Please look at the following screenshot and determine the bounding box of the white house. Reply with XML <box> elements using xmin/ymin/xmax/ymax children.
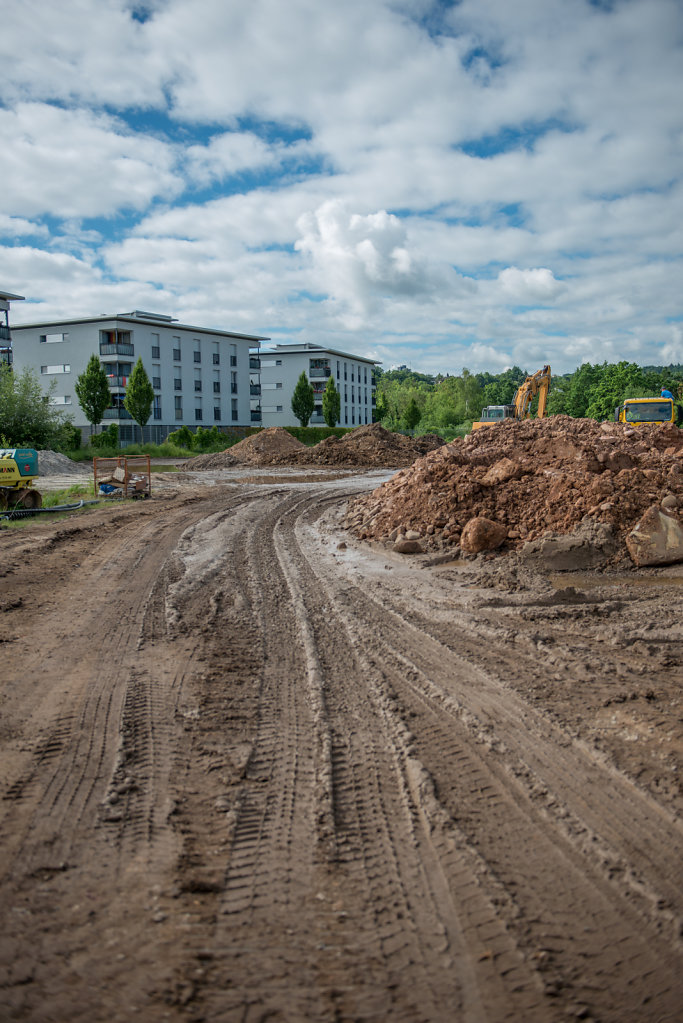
<box><xmin>11</xmin><ymin>311</ymin><xmax>267</xmax><ymax>442</ymax></box>
<box><xmin>259</xmin><ymin>343</ymin><xmax>379</xmax><ymax>427</ymax></box>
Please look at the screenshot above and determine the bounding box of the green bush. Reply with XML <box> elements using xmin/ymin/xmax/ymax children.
<box><xmin>284</xmin><ymin>426</ymin><xmax>351</xmax><ymax>446</ymax></box>
<box><xmin>167</xmin><ymin>425</ymin><xmax>195</xmax><ymax>449</ymax></box>
<box><xmin>90</xmin><ymin>424</ymin><xmax>119</xmax><ymax>449</ymax></box>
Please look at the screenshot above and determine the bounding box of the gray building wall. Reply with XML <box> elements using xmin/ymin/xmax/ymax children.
<box><xmin>11</xmin><ymin>311</ymin><xmax>266</xmax><ymax>442</ymax></box>
<box><xmin>260</xmin><ymin>344</ymin><xmax>378</xmax><ymax>427</ymax></box>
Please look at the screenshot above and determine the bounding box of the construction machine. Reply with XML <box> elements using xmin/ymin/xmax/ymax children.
<box><xmin>614</xmin><ymin>396</ymin><xmax>683</xmax><ymax>427</ymax></box>
<box><xmin>0</xmin><ymin>449</ymin><xmax>42</xmax><ymax>509</ymax></box>
<box><xmin>472</xmin><ymin>365</ymin><xmax>551</xmax><ymax>430</ymax></box>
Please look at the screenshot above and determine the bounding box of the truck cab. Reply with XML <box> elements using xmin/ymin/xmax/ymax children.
<box><xmin>615</xmin><ymin>397</ymin><xmax>682</xmax><ymax>426</ymax></box>
<box><xmin>471</xmin><ymin>405</ymin><xmax>516</xmax><ymax>430</ymax></box>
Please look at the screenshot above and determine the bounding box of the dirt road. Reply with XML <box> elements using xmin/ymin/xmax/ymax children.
<box><xmin>1</xmin><ymin>474</ymin><xmax>681</xmax><ymax>1022</ymax></box>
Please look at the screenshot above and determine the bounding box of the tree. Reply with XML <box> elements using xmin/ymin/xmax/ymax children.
<box><xmin>124</xmin><ymin>357</ymin><xmax>154</xmax><ymax>442</ymax></box>
<box><xmin>322</xmin><ymin>374</ymin><xmax>341</xmax><ymax>427</ymax></box>
<box><xmin>0</xmin><ymin>364</ymin><xmax>71</xmax><ymax>449</ymax></box>
<box><xmin>75</xmin><ymin>354</ymin><xmax>111</xmax><ymax>438</ymax></box>
<box><xmin>403</xmin><ymin>397</ymin><xmax>422</xmax><ymax>431</ymax></box>
<box><xmin>291</xmin><ymin>371</ymin><xmax>315</xmax><ymax>427</ymax></box>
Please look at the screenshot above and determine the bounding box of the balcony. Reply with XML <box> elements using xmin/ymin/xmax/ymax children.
<box><xmin>309</xmin><ymin>368</ymin><xmax>331</xmax><ymax>378</ymax></box>
<box><xmin>249</xmin><ymin>357</ymin><xmax>260</xmax><ymax>370</ymax></box>
<box><xmin>250</xmin><ymin>383</ymin><xmax>261</xmax><ymax>396</ymax></box>
<box><xmin>100</xmin><ymin>343</ymin><xmax>134</xmax><ymax>357</ymax></box>
<box><xmin>103</xmin><ymin>407</ymin><xmax>133</xmax><ymax>420</ymax></box>
<box><xmin>0</xmin><ymin>325</ymin><xmax>11</xmax><ymax>341</ymax></box>
<box><xmin>250</xmin><ymin>409</ymin><xmax>262</xmax><ymax>422</ymax></box>
<box><xmin>106</xmin><ymin>375</ymin><xmax>127</xmax><ymax>388</ymax></box>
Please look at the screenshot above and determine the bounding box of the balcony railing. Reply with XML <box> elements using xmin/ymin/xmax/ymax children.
<box><xmin>309</xmin><ymin>368</ymin><xmax>331</xmax><ymax>378</ymax></box>
<box><xmin>250</xmin><ymin>384</ymin><xmax>261</xmax><ymax>395</ymax></box>
<box><xmin>0</xmin><ymin>325</ymin><xmax>11</xmax><ymax>341</ymax></box>
<box><xmin>107</xmin><ymin>376</ymin><xmax>127</xmax><ymax>388</ymax></box>
<box><xmin>250</xmin><ymin>410</ymin><xmax>262</xmax><ymax>422</ymax></box>
<box><xmin>249</xmin><ymin>357</ymin><xmax>260</xmax><ymax>370</ymax></box>
<box><xmin>103</xmin><ymin>407</ymin><xmax>133</xmax><ymax>420</ymax></box>
<box><xmin>100</xmin><ymin>343</ymin><xmax>134</xmax><ymax>357</ymax></box>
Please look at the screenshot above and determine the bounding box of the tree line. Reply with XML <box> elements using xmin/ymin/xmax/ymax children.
<box><xmin>374</xmin><ymin>361</ymin><xmax>683</xmax><ymax>437</ymax></box>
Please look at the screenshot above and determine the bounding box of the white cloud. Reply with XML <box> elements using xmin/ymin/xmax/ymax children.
<box><xmin>0</xmin><ymin>104</ymin><xmax>182</xmax><ymax>219</ymax></box>
<box><xmin>498</xmin><ymin>267</ymin><xmax>564</xmax><ymax>302</ymax></box>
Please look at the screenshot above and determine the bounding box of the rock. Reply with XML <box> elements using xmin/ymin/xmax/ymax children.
<box><xmin>661</xmin><ymin>495</ymin><xmax>678</xmax><ymax>512</ymax></box>
<box><xmin>394</xmin><ymin>539</ymin><xmax>424</xmax><ymax>554</ymax></box>
<box><xmin>482</xmin><ymin>457</ymin><xmax>520</xmax><ymax>485</ymax></box>
<box><xmin>519</xmin><ymin>520</ymin><xmax>617</xmax><ymax>570</ymax></box>
<box><xmin>404</xmin><ymin>529</ymin><xmax>421</xmax><ymax>540</ymax></box>
<box><xmin>626</xmin><ymin>506</ymin><xmax>683</xmax><ymax>566</ymax></box>
<box><xmin>460</xmin><ymin>517</ymin><xmax>507</xmax><ymax>554</ymax></box>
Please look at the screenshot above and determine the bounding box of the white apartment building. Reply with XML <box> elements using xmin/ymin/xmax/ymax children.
<box><xmin>11</xmin><ymin>311</ymin><xmax>267</xmax><ymax>442</ymax></box>
<box><xmin>260</xmin><ymin>343</ymin><xmax>379</xmax><ymax>427</ymax></box>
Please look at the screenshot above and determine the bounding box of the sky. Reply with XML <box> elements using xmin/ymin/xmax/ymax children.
<box><xmin>1</xmin><ymin>0</ymin><xmax>682</xmax><ymax>377</ymax></box>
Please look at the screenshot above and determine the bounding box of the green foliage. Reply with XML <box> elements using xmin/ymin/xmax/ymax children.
<box><xmin>124</xmin><ymin>358</ymin><xmax>154</xmax><ymax>436</ymax></box>
<box><xmin>90</xmin><ymin>423</ymin><xmax>118</xmax><ymax>449</ymax></box>
<box><xmin>322</xmin><ymin>374</ymin><xmax>341</xmax><ymax>427</ymax></box>
<box><xmin>283</xmin><ymin>426</ymin><xmax>350</xmax><ymax>445</ymax></box>
<box><xmin>0</xmin><ymin>364</ymin><xmax>72</xmax><ymax>448</ymax></box>
<box><xmin>193</xmin><ymin>425</ymin><xmax>224</xmax><ymax>450</ymax></box>
<box><xmin>403</xmin><ymin>397</ymin><xmax>422</xmax><ymax>431</ymax></box>
<box><xmin>291</xmin><ymin>371</ymin><xmax>315</xmax><ymax>427</ymax></box>
<box><xmin>167</xmin><ymin>425</ymin><xmax>196</xmax><ymax>449</ymax></box>
<box><xmin>75</xmin><ymin>354</ymin><xmax>111</xmax><ymax>429</ymax></box>
<box><xmin>59</xmin><ymin>422</ymin><xmax>82</xmax><ymax>451</ymax></box>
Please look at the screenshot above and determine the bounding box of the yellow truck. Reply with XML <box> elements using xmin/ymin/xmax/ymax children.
<box><xmin>614</xmin><ymin>397</ymin><xmax>682</xmax><ymax>427</ymax></box>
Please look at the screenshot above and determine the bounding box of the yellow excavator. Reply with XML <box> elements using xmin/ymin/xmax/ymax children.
<box><xmin>472</xmin><ymin>365</ymin><xmax>551</xmax><ymax>430</ymax></box>
<box><xmin>0</xmin><ymin>449</ymin><xmax>42</xmax><ymax>509</ymax></box>
<box><xmin>614</xmin><ymin>396</ymin><xmax>682</xmax><ymax>427</ymax></box>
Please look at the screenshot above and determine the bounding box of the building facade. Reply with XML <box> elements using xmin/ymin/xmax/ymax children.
<box><xmin>260</xmin><ymin>343</ymin><xmax>378</xmax><ymax>427</ymax></box>
<box><xmin>0</xmin><ymin>289</ymin><xmax>25</xmax><ymax>368</ymax></box>
<box><xmin>11</xmin><ymin>311</ymin><xmax>267</xmax><ymax>442</ymax></box>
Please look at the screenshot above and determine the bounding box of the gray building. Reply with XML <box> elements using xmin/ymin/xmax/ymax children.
<box><xmin>260</xmin><ymin>343</ymin><xmax>378</xmax><ymax>427</ymax></box>
<box><xmin>11</xmin><ymin>311</ymin><xmax>267</xmax><ymax>442</ymax></box>
<box><xmin>0</xmin><ymin>289</ymin><xmax>25</xmax><ymax>368</ymax></box>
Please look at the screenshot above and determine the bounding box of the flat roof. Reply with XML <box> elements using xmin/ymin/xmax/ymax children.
<box><xmin>12</xmin><ymin>311</ymin><xmax>268</xmax><ymax>343</ymax></box>
<box><xmin>0</xmin><ymin>290</ymin><xmax>25</xmax><ymax>301</ymax></box>
<box><xmin>262</xmin><ymin>343</ymin><xmax>379</xmax><ymax>365</ymax></box>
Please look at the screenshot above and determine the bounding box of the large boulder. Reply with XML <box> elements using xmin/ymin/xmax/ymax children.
<box><xmin>460</xmin><ymin>516</ymin><xmax>507</xmax><ymax>554</ymax></box>
<box><xmin>626</xmin><ymin>506</ymin><xmax>683</xmax><ymax>567</ymax></box>
<box><xmin>518</xmin><ymin>519</ymin><xmax>617</xmax><ymax>571</ymax></box>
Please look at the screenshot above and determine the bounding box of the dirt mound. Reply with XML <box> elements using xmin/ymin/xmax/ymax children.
<box><xmin>182</xmin><ymin>428</ymin><xmax>306</xmax><ymax>469</ymax></box>
<box><xmin>345</xmin><ymin>416</ymin><xmax>683</xmax><ymax>562</ymax></box>
<box><xmin>38</xmin><ymin>450</ymin><xmax>91</xmax><ymax>476</ymax></box>
<box><xmin>300</xmin><ymin>423</ymin><xmax>446</xmax><ymax>467</ymax></box>
<box><xmin>181</xmin><ymin>448</ymin><xmax>239</xmax><ymax>470</ymax></box>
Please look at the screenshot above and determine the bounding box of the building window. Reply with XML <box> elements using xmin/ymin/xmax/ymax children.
<box><xmin>352</xmin><ymin>411</ymin><xmax>355</xmax><ymax>425</ymax></box>
<box><xmin>195</xmin><ymin>407</ymin><xmax>203</xmax><ymax>421</ymax></box>
<box><xmin>50</xmin><ymin>395</ymin><xmax>72</xmax><ymax>405</ymax></box>
<box><xmin>174</xmin><ymin>395</ymin><xmax>182</xmax><ymax>420</ymax></box>
<box><xmin>276</xmin><ymin>405</ymin><xmax>283</xmax><ymax>412</ymax></box>
<box><xmin>41</xmin><ymin>364</ymin><xmax>70</xmax><ymax>374</ymax></box>
<box><xmin>230</xmin><ymin>355</ymin><xmax>237</xmax><ymax>367</ymax></box>
<box><xmin>153</xmin><ymin>377</ymin><xmax>161</xmax><ymax>389</ymax></box>
<box><xmin>213</xmin><ymin>352</ymin><xmax>220</xmax><ymax>365</ymax></box>
<box><xmin>194</xmin><ymin>351</ymin><xmax>201</xmax><ymax>363</ymax></box>
<box><xmin>344</xmin><ymin>362</ymin><xmax>347</xmax><ymax>380</ymax></box>
<box><xmin>194</xmin><ymin>380</ymin><xmax>202</xmax><ymax>392</ymax></box>
<box><xmin>214</xmin><ymin>406</ymin><xmax>221</xmax><ymax>421</ymax></box>
<box><xmin>276</xmin><ymin>359</ymin><xmax>282</xmax><ymax>366</ymax></box>
<box><xmin>153</xmin><ymin>396</ymin><xmax>162</xmax><ymax>420</ymax></box>
<box><xmin>231</xmin><ymin>372</ymin><xmax>237</xmax><ymax>394</ymax></box>
<box><xmin>174</xmin><ymin>378</ymin><xmax>182</xmax><ymax>390</ymax></box>
<box><xmin>152</xmin><ymin>346</ymin><xmax>160</xmax><ymax>359</ymax></box>
<box><xmin>173</xmin><ymin>348</ymin><xmax>181</xmax><ymax>362</ymax></box>
<box><xmin>39</xmin><ymin>333</ymin><xmax>68</xmax><ymax>344</ymax></box>
<box><xmin>213</xmin><ymin>380</ymin><xmax>220</xmax><ymax>393</ymax></box>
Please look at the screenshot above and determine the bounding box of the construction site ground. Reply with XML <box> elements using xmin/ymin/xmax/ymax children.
<box><xmin>1</xmin><ymin>452</ymin><xmax>682</xmax><ymax>1021</ymax></box>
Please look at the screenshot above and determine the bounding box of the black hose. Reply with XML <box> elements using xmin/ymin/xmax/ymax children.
<box><xmin>0</xmin><ymin>499</ymin><xmax>101</xmax><ymax>521</ymax></box>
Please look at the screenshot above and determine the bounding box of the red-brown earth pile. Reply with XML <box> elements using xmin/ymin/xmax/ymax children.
<box><xmin>298</xmin><ymin>423</ymin><xmax>445</xmax><ymax>467</ymax></box>
<box><xmin>183</xmin><ymin>423</ymin><xmax>446</xmax><ymax>470</ymax></box>
<box><xmin>345</xmin><ymin>416</ymin><xmax>683</xmax><ymax>560</ymax></box>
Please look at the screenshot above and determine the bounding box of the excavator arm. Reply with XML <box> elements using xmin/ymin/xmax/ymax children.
<box><xmin>513</xmin><ymin>365</ymin><xmax>551</xmax><ymax>420</ymax></box>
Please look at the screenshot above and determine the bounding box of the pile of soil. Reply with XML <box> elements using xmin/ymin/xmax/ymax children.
<box><xmin>298</xmin><ymin>424</ymin><xmax>446</xmax><ymax>467</ymax></box>
<box><xmin>38</xmin><ymin>451</ymin><xmax>91</xmax><ymax>476</ymax></box>
<box><xmin>182</xmin><ymin>424</ymin><xmax>446</xmax><ymax>470</ymax></box>
<box><xmin>345</xmin><ymin>416</ymin><xmax>683</xmax><ymax>560</ymax></box>
<box><xmin>182</xmin><ymin>428</ymin><xmax>306</xmax><ymax>469</ymax></box>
